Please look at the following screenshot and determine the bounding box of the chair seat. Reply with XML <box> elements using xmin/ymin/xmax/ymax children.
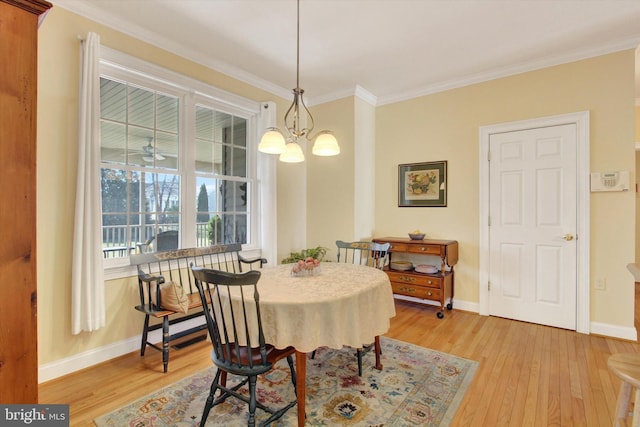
<box><xmin>608</xmin><ymin>353</ymin><xmax>640</xmax><ymax>427</ymax></box>
<box><xmin>212</xmin><ymin>344</ymin><xmax>296</xmax><ymax>372</ymax></box>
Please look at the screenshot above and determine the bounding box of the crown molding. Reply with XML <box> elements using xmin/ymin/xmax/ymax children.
<box><xmin>353</xmin><ymin>85</ymin><xmax>377</xmax><ymax>106</ymax></box>
<box><xmin>378</xmin><ymin>34</ymin><xmax>640</xmax><ymax>106</ymax></box>
<box><xmin>307</xmin><ymin>85</ymin><xmax>377</xmax><ymax>107</ymax></box>
<box><xmin>54</xmin><ymin>0</ymin><xmax>640</xmax><ymax>108</ymax></box>
<box><xmin>54</xmin><ymin>0</ymin><xmax>293</xmax><ymax>99</ymax></box>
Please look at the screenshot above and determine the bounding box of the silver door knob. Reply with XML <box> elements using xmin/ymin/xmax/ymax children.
<box><xmin>562</xmin><ymin>234</ymin><xmax>574</xmax><ymax>241</ymax></box>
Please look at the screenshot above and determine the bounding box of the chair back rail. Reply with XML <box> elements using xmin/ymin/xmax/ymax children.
<box><xmin>335</xmin><ymin>240</ymin><xmax>391</xmax><ymax>270</ymax></box>
<box><xmin>131</xmin><ymin>244</ymin><xmax>266</xmax><ymax>310</ymax></box>
<box><xmin>192</xmin><ymin>267</ymin><xmax>270</xmax><ymax>372</ymax></box>
<box><xmin>129</xmin><ymin>243</ymin><xmax>267</xmax><ymax>373</ymax></box>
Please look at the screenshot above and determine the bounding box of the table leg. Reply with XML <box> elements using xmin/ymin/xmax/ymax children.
<box><xmin>374</xmin><ymin>336</ymin><xmax>383</xmax><ymax>370</ymax></box>
<box><xmin>615</xmin><ymin>381</ymin><xmax>632</xmax><ymax>423</ymax></box>
<box><xmin>633</xmin><ymin>387</ymin><xmax>640</xmax><ymax>426</ymax></box>
<box><xmin>296</xmin><ymin>350</ymin><xmax>306</xmax><ymax>427</ymax></box>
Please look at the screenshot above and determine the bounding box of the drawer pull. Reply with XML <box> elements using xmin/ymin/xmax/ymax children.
<box><xmin>420</xmin><ymin>247</ymin><xmax>425</xmax><ymax>251</ymax></box>
<box><xmin>427</xmin><ymin>280</ymin><xmax>432</xmax><ymax>285</ymax></box>
<box><xmin>398</xmin><ymin>286</ymin><xmax>416</xmax><ymax>293</ymax></box>
<box><xmin>399</xmin><ymin>276</ymin><xmax>415</xmax><ymax>283</ymax></box>
<box><xmin>427</xmin><ymin>291</ymin><xmax>432</xmax><ymax>296</ymax></box>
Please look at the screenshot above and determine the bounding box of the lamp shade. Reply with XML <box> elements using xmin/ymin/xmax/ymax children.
<box><xmin>279</xmin><ymin>142</ymin><xmax>305</xmax><ymax>163</ymax></box>
<box><xmin>258</xmin><ymin>128</ymin><xmax>286</xmax><ymax>154</ymax></box>
<box><xmin>312</xmin><ymin>132</ymin><xmax>340</xmax><ymax>156</ymax></box>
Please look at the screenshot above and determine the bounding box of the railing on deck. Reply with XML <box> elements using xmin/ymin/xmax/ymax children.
<box><xmin>102</xmin><ymin>223</ymin><xmax>209</xmax><ymax>258</ymax></box>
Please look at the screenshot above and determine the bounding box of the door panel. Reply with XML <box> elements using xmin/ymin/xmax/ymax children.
<box><xmin>489</xmin><ymin>124</ymin><xmax>577</xmax><ymax>329</ymax></box>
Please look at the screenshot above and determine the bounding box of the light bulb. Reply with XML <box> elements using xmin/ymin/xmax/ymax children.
<box><xmin>258</xmin><ymin>128</ymin><xmax>286</xmax><ymax>154</ymax></box>
<box><xmin>279</xmin><ymin>142</ymin><xmax>305</xmax><ymax>163</ymax></box>
<box><xmin>312</xmin><ymin>132</ymin><xmax>340</xmax><ymax>156</ymax></box>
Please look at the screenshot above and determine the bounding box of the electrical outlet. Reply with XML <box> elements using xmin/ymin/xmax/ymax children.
<box><xmin>594</xmin><ymin>278</ymin><xmax>606</xmax><ymax>290</ymax></box>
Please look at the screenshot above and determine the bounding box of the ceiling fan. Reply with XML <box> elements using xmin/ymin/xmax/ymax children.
<box><xmin>141</xmin><ymin>137</ymin><xmax>165</xmax><ymax>162</ymax></box>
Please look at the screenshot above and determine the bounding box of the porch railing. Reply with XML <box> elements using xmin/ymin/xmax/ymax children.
<box><xmin>102</xmin><ymin>223</ymin><xmax>209</xmax><ymax>257</ymax></box>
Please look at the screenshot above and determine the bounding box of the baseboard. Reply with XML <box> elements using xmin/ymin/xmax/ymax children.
<box><xmin>590</xmin><ymin>321</ymin><xmax>638</xmax><ymax>341</ymax></box>
<box><xmin>392</xmin><ymin>295</ymin><xmax>637</xmax><ymax>341</ymax></box>
<box><xmin>392</xmin><ymin>295</ymin><xmax>479</xmax><ymax>314</ymax></box>
<box><xmin>39</xmin><ymin>303</ymin><xmax>636</xmax><ymax>382</ymax></box>
<box><xmin>38</xmin><ymin>317</ymin><xmax>206</xmax><ymax>383</ymax></box>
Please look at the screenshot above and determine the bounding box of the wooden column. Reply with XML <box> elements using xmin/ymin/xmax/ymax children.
<box><xmin>0</xmin><ymin>0</ymin><xmax>52</xmax><ymax>403</ymax></box>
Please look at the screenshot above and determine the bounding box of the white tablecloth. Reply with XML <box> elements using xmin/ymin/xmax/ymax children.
<box><xmin>219</xmin><ymin>263</ymin><xmax>396</xmax><ymax>353</ymax></box>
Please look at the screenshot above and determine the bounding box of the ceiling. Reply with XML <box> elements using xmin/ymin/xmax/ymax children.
<box><xmin>53</xmin><ymin>0</ymin><xmax>640</xmax><ymax>105</ymax></box>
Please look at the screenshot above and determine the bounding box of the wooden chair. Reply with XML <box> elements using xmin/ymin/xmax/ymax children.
<box><xmin>608</xmin><ymin>353</ymin><xmax>640</xmax><ymax>426</ymax></box>
<box><xmin>336</xmin><ymin>240</ymin><xmax>390</xmax><ymax>269</ymax></box>
<box><xmin>334</xmin><ymin>240</ymin><xmax>391</xmax><ymax>375</ymax></box>
<box><xmin>137</xmin><ymin>230</ymin><xmax>179</xmax><ymax>253</ymax></box>
<box><xmin>191</xmin><ymin>266</ymin><xmax>298</xmax><ymax>427</ymax></box>
<box><xmin>130</xmin><ymin>244</ymin><xmax>266</xmax><ymax>373</ymax></box>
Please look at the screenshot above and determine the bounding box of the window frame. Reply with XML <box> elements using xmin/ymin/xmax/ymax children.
<box><xmin>100</xmin><ymin>47</ymin><xmax>263</xmax><ymax>280</ymax></box>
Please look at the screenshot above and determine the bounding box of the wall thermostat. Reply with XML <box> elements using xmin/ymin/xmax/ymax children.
<box><xmin>590</xmin><ymin>171</ymin><xmax>630</xmax><ymax>192</ymax></box>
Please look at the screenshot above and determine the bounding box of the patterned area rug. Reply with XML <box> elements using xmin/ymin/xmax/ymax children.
<box><xmin>95</xmin><ymin>337</ymin><xmax>477</xmax><ymax>426</ymax></box>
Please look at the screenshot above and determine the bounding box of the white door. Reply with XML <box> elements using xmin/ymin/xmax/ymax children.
<box><xmin>488</xmin><ymin>124</ymin><xmax>577</xmax><ymax>329</ymax></box>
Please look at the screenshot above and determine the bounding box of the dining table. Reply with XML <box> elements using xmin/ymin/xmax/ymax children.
<box><xmin>252</xmin><ymin>262</ymin><xmax>397</xmax><ymax>426</ymax></box>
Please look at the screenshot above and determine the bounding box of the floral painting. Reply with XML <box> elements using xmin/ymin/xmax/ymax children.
<box><xmin>398</xmin><ymin>161</ymin><xmax>447</xmax><ymax>207</ymax></box>
<box><xmin>405</xmin><ymin>169</ymin><xmax>439</xmax><ymax>200</ymax></box>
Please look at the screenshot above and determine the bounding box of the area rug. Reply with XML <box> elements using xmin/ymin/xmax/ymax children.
<box><xmin>95</xmin><ymin>337</ymin><xmax>477</xmax><ymax>426</ymax></box>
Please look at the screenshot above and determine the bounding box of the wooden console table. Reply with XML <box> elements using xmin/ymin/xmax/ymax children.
<box><xmin>373</xmin><ymin>237</ymin><xmax>458</xmax><ymax>318</ymax></box>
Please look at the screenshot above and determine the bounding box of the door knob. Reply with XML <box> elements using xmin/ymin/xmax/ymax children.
<box><xmin>562</xmin><ymin>234</ymin><xmax>574</xmax><ymax>241</ymax></box>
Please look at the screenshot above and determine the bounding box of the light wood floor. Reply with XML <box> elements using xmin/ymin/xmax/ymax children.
<box><xmin>39</xmin><ymin>297</ymin><xmax>640</xmax><ymax>426</ymax></box>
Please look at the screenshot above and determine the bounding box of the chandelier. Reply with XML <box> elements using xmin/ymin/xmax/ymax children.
<box><xmin>258</xmin><ymin>0</ymin><xmax>340</xmax><ymax>163</ymax></box>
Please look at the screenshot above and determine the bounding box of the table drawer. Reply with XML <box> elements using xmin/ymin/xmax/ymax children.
<box><xmin>387</xmin><ymin>242</ymin><xmax>408</xmax><ymax>252</ymax></box>
<box><xmin>407</xmin><ymin>244</ymin><xmax>442</xmax><ymax>256</ymax></box>
<box><xmin>391</xmin><ymin>282</ymin><xmax>441</xmax><ymax>301</ymax></box>
<box><xmin>386</xmin><ymin>271</ymin><xmax>441</xmax><ymax>288</ymax></box>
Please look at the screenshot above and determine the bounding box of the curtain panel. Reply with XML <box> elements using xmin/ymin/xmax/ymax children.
<box><xmin>71</xmin><ymin>32</ymin><xmax>105</xmax><ymax>334</ymax></box>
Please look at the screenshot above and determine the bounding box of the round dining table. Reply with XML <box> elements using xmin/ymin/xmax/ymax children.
<box><xmin>247</xmin><ymin>262</ymin><xmax>396</xmax><ymax>426</ymax></box>
<box><xmin>256</xmin><ymin>262</ymin><xmax>395</xmax><ymax>351</ymax></box>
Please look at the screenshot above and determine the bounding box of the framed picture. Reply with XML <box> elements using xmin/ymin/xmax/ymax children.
<box><xmin>398</xmin><ymin>161</ymin><xmax>447</xmax><ymax>207</ymax></box>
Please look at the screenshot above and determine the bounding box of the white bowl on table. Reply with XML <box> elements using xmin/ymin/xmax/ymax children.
<box><xmin>415</xmin><ymin>264</ymin><xmax>438</xmax><ymax>274</ymax></box>
<box><xmin>390</xmin><ymin>261</ymin><xmax>413</xmax><ymax>271</ymax></box>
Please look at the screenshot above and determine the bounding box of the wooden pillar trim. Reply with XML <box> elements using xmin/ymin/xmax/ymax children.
<box><xmin>1</xmin><ymin>0</ymin><xmax>52</xmax><ymax>15</ymax></box>
<box><xmin>0</xmin><ymin>0</ymin><xmax>51</xmax><ymax>404</ymax></box>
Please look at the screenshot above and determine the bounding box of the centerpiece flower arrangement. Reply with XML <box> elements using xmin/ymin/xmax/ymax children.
<box><xmin>291</xmin><ymin>257</ymin><xmax>321</xmax><ymax>276</ymax></box>
<box><xmin>281</xmin><ymin>246</ymin><xmax>327</xmax><ymax>277</ymax></box>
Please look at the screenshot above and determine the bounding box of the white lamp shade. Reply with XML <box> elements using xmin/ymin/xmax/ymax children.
<box><xmin>258</xmin><ymin>129</ymin><xmax>286</xmax><ymax>154</ymax></box>
<box><xmin>312</xmin><ymin>132</ymin><xmax>340</xmax><ymax>156</ymax></box>
<box><xmin>279</xmin><ymin>142</ymin><xmax>305</xmax><ymax>163</ymax></box>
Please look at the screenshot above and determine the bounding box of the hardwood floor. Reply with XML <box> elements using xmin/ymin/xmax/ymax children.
<box><xmin>39</xmin><ymin>298</ymin><xmax>640</xmax><ymax>426</ymax></box>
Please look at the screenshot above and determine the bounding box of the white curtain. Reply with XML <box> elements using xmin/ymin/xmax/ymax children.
<box><xmin>72</xmin><ymin>32</ymin><xmax>105</xmax><ymax>334</ymax></box>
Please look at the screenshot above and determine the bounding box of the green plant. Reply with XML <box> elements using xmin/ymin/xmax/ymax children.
<box><xmin>281</xmin><ymin>246</ymin><xmax>328</xmax><ymax>264</ymax></box>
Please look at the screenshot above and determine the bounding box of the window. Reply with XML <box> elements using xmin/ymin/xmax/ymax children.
<box><xmin>99</xmin><ymin>50</ymin><xmax>260</xmax><ymax>263</ymax></box>
<box><xmin>194</xmin><ymin>105</ymin><xmax>249</xmax><ymax>246</ymax></box>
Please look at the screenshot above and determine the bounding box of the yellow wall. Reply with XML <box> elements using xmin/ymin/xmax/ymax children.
<box><xmin>375</xmin><ymin>51</ymin><xmax>636</xmax><ymax>326</ymax></box>
<box><xmin>636</xmin><ymin>149</ymin><xmax>640</xmax><ymax>267</ymax></box>
<box><xmin>36</xmin><ymin>7</ymin><xmax>293</xmax><ymax>366</ymax></box>
<box><xmin>636</xmin><ymin>105</ymin><xmax>640</xmax><ymax>142</ymax></box>
<box><xmin>636</xmin><ymin>106</ymin><xmax>640</xmax><ymax>265</ymax></box>
<box><xmin>306</xmin><ymin>97</ymin><xmax>356</xmax><ymax>260</ymax></box>
<box><xmin>36</xmin><ymin>5</ymin><xmax>638</xmax><ymax>372</ymax></box>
